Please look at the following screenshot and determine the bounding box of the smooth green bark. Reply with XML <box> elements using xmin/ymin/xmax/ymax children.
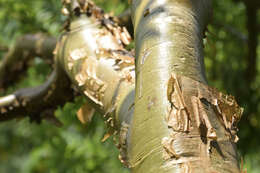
<box><xmin>129</xmin><ymin>0</ymin><xmax>241</xmax><ymax>172</ymax></box>
<box><xmin>56</xmin><ymin>11</ymin><xmax>135</xmax><ymax>165</ymax></box>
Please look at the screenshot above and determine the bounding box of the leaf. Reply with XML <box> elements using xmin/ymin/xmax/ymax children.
<box><xmin>76</xmin><ymin>101</ymin><xmax>95</xmax><ymax>124</ymax></box>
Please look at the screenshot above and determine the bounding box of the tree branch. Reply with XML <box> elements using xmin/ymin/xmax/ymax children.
<box><xmin>57</xmin><ymin>0</ymin><xmax>135</xmax><ymax>165</ymax></box>
<box><xmin>0</xmin><ymin>34</ymin><xmax>56</xmax><ymax>88</ymax></box>
<box><xmin>0</xmin><ymin>6</ymin><xmax>134</xmax><ymax>90</ymax></box>
<box><xmin>0</xmin><ymin>0</ymin><xmax>135</xmax><ymax>133</ymax></box>
<box><xmin>1</xmin><ymin>0</ymin><xmax>135</xmax><ymax>165</ymax></box>
<box><xmin>0</xmin><ymin>67</ymin><xmax>74</xmax><ymax>126</ymax></box>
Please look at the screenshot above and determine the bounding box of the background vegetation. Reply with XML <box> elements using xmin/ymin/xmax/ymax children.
<box><xmin>0</xmin><ymin>0</ymin><xmax>259</xmax><ymax>172</ymax></box>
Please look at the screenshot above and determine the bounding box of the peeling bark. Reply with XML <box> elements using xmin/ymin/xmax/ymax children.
<box><xmin>56</xmin><ymin>0</ymin><xmax>136</xmax><ymax>166</ymax></box>
<box><xmin>130</xmin><ymin>0</ymin><xmax>242</xmax><ymax>172</ymax></box>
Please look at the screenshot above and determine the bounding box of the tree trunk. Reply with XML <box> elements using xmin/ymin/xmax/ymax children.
<box><xmin>129</xmin><ymin>0</ymin><xmax>242</xmax><ymax>172</ymax></box>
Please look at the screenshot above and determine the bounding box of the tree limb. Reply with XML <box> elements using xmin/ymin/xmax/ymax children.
<box><xmin>0</xmin><ymin>6</ymin><xmax>134</xmax><ymax>90</ymax></box>
<box><xmin>0</xmin><ymin>0</ymin><xmax>135</xmax><ymax>164</ymax></box>
<box><xmin>58</xmin><ymin>0</ymin><xmax>135</xmax><ymax>165</ymax></box>
<box><xmin>0</xmin><ymin>67</ymin><xmax>74</xmax><ymax>126</ymax></box>
<box><xmin>0</xmin><ymin>34</ymin><xmax>56</xmax><ymax>88</ymax></box>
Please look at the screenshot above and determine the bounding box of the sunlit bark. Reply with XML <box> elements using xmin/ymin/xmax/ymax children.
<box><xmin>129</xmin><ymin>0</ymin><xmax>242</xmax><ymax>172</ymax></box>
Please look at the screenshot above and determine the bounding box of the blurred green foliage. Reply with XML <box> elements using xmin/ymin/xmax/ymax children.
<box><xmin>0</xmin><ymin>0</ymin><xmax>259</xmax><ymax>172</ymax></box>
<box><xmin>205</xmin><ymin>0</ymin><xmax>260</xmax><ymax>171</ymax></box>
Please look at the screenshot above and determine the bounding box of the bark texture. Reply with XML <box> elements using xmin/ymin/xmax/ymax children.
<box><xmin>57</xmin><ymin>0</ymin><xmax>136</xmax><ymax>165</ymax></box>
<box><xmin>129</xmin><ymin>0</ymin><xmax>243</xmax><ymax>172</ymax></box>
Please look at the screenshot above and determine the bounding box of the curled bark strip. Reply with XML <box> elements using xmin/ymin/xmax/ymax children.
<box><xmin>161</xmin><ymin>136</ymin><xmax>180</xmax><ymax>160</ymax></box>
<box><xmin>163</xmin><ymin>73</ymin><xmax>243</xmax><ymax>171</ymax></box>
<box><xmin>0</xmin><ymin>68</ymin><xmax>73</xmax><ymax>125</ymax></box>
<box><xmin>196</xmin><ymin>86</ymin><xmax>243</xmax><ymax>130</ymax></box>
<box><xmin>166</xmin><ymin>74</ymin><xmax>190</xmax><ymax>132</ymax></box>
<box><xmin>167</xmin><ymin>73</ymin><xmax>243</xmax><ymax>143</ymax></box>
<box><xmin>61</xmin><ymin>0</ymin><xmax>132</xmax><ymax>47</ymax></box>
<box><xmin>191</xmin><ymin>96</ymin><xmax>217</xmax><ymax>140</ymax></box>
<box><xmin>196</xmin><ymin>88</ymin><xmax>242</xmax><ymax>143</ymax></box>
